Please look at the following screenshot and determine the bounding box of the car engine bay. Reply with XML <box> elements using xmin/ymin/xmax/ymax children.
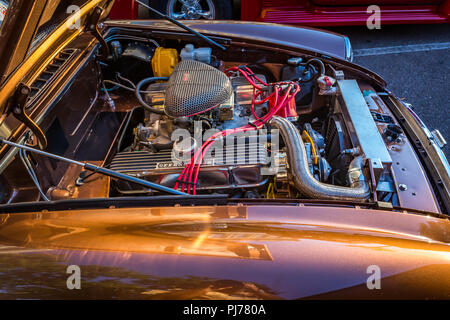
<box><xmin>0</xmin><ymin>29</ymin><xmax>442</xmax><ymax>213</ymax></box>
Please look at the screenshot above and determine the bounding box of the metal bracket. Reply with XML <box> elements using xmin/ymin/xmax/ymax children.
<box><xmin>9</xmin><ymin>83</ymin><xmax>47</xmax><ymax>150</ymax></box>
<box><xmin>431</xmin><ymin>129</ymin><xmax>447</xmax><ymax>149</ymax></box>
<box><xmin>86</xmin><ymin>6</ymin><xmax>110</xmax><ymax>61</ymax></box>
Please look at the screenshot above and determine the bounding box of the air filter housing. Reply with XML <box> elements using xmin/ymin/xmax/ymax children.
<box><xmin>164</xmin><ymin>60</ymin><xmax>232</xmax><ymax>117</ymax></box>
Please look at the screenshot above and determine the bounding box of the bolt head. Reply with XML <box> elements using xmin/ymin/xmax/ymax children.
<box><xmin>399</xmin><ymin>184</ymin><xmax>408</xmax><ymax>191</ymax></box>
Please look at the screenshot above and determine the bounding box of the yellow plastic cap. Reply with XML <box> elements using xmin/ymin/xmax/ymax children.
<box><xmin>151</xmin><ymin>47</ymin><xmax>179</xmax><ymax>78</ymax></box>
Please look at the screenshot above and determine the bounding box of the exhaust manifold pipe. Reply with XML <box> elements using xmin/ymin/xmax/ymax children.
<box><xmin>270</xmin><ymin>116</ymin><xmax>370</xmax><ymax>201</ymax></box>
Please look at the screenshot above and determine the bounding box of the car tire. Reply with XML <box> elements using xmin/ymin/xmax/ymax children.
<box><xmin>153</xmin><ymin>0</ymin><xmax>233</xmax><ymax>20</ymax></box>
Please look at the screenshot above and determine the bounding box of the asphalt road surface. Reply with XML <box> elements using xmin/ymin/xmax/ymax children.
<box><xmin>325</xmin><ymin>24</ymin><xmax>450</xmax><ymax>158</ymax></box>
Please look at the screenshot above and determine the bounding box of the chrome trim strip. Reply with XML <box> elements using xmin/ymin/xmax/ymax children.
<box><xmin>344</xmin><ymin>36</ymin><xmax>354</xmax><ymax>62</ymax></box>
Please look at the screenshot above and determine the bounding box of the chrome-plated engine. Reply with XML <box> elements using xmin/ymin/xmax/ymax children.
<box><xmin>109</xmin><ymin>58</ymin><xmax>398</xmax><ymax>203</ymax></box>
<box><xmin>110</xmin><ymin>68</ymin><xmax>274</xmax><ymax>196</ymax></box>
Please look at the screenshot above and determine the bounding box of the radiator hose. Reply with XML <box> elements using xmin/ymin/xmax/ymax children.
<box><xmin>270</xmin><ymin>116</ymin><xmax>370</xmax><ymax>201</ymax></box>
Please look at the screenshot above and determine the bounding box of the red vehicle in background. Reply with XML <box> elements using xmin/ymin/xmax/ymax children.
<box><xmin>242</xmin><ymin>0</ymin><xmax>450</xmax><ymax>26</ymax></box>
<box><xmin>111</xmin><ymin>0</ymin><xmax>450</xmax><ymax>26</ymax></box>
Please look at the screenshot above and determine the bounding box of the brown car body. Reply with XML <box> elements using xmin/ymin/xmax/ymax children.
<box><xmin>0</xmin><ymin>204</ymin><xmax>449</xmax><ymax>299</ymax></box>
<box><xmin>0</xmin><ymin>0</ymin><xmax>448</xmax><ymax>300</ymax></box>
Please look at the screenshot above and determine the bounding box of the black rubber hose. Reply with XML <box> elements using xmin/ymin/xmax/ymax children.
<box><xmin>305</xmin><ymin>58</ymin><xmax>326</xmax><ymax>76</ymax></box>
<box><xmin>135</xmin><ymin>77</ymin><xmax>169</xmax><ymax>115</ymax></box>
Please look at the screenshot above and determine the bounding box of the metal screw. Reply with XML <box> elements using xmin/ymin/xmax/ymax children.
<box><xmin>399</xmin><ymin>184</ymin><xmax>407</xmax><ymax>191</ymax></box>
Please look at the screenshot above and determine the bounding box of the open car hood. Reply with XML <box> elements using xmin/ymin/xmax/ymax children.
<box><xmin>0</xmin><ymin>0</ymin><xmax>113</xmax><ymax>87</ymax></box>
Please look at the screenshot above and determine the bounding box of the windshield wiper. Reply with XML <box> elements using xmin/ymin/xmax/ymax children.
<box><xmin>0</xmin><ymin>138</ymin><xmax>190</xmax><ymax>196</ymax></box>
<box><xmin>134</xmin><ymin>0</ymin><xmax>226</xmax><ymax>51</ymax></box>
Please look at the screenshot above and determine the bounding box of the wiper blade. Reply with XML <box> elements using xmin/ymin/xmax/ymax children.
<box><xmin>134</xmin><ymin>0</ymin><xmax>226</xmax><ymax>51</ymax></box>
<box><xmin>0</xmin><ymin>139</ymin><xmax>190</xmax><ymax>196</ymax></box>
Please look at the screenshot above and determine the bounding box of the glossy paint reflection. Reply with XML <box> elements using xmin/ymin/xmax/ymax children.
<box><xmin>0</xmin><ymin>205</ymin><xmax>449</xmax><ymax>299</ymax></box>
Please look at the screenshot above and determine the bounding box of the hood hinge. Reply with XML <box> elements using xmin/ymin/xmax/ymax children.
<box><xmin>85</xmin><ymin>6</ymin><xmax>110</xmax><ymax>61</ymax></box>
<box><xmin>8</xmin><ymin>83</ymin><xmax>47</xmax><ymax>150</ymax></box>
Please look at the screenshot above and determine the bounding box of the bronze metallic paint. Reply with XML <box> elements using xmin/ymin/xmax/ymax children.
<box><xmin>0</xmin><ymin>205</ymin><xmax>449</xmax><ymax>299</ymax></box>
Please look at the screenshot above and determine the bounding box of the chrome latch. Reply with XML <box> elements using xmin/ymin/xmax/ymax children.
<box><xmin>431</xmin><ymin>129</ymin><xmax>447</xmax><ymax>149</ymax></box>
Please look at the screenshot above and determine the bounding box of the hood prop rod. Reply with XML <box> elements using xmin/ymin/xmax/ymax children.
<box><xmin>135</xmin><ymin>0</ymin><xmax>226</xmax><ymax>51</ymax></box>
<box><xmin>0</xmin><ymin>138</ymin><xmax>190</xmax><ymax>196</ymax></box>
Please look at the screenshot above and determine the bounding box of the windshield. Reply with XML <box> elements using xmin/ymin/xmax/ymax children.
<box><xmin>0</xmin><ymin>0</ymin><xmax>9</xmax><ymax>28</ymax></box>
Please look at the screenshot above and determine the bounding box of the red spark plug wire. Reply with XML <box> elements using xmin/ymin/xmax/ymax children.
<box><xmin>174</xmin><ymin>67</ymin><xmax>300</xmax><ymax>195</ymax></box>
